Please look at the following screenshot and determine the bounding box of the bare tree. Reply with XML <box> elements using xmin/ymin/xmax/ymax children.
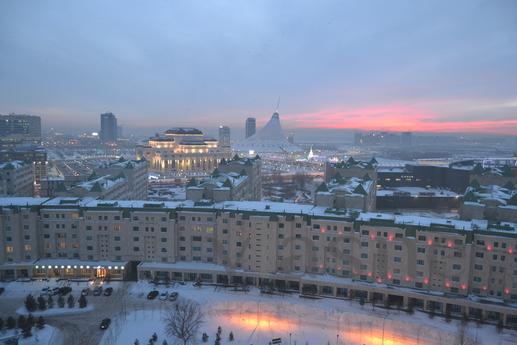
<box><xmin>455</xmin><ymin>323</ymin><xmax>481</xmax><ymax>345</ymax></box>
<box><xmin>165</xmin><ymin>300</ymin><xmax>204</xmax><ymax>345</ymax></box>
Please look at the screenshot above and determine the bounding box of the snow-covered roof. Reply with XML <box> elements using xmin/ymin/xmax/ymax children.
<box><xmin>2</xmin><ymin>197</ymin><xmax>517</xmax><ymax>235</ymax></box>
<box><xmin>316</xmin><ymin>176</ymin><xmax>373</xmax><ymax>196</ymax></box>
<box><xmin>463</xmin><ymin>183</ymin><xmax>516</xmax><ymax>206</ymax></box>
<box><xmin>75</xmin><ymin>174</ymin><xmax>126</xmax><ymax>192</ymax></box>
<box><xmin>0</xmin><ymin>160</ymin><xmax>27</xmax><ymax>170</ymax></box>
<box><xmin>189</xmin><ymin>171</ymin><xmax>248</xmax><ymax>190</ymax></box>
<box><xmin>0</xmin><ymin>197</ymin><xmax>49</xmax><ymax>206</ymax></box>
<box><xmin>357</xmin><ymin>212</ymin><xmax>488</xmax><ymax>231</ymax></box>
<box><xmin>377</xmin><ymin>187</ymin><xmax>458</xmax><ymax>198</ymax></box>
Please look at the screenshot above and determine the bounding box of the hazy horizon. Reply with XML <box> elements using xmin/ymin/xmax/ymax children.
<box><xmin>1</xmin><ymin>0</ymin><xmax>516</xmax><ymax>136</ymax></box>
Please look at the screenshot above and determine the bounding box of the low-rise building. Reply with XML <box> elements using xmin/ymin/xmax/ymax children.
<box><xmin>460</xmin><ymin>181</ymin><xmax>517</xmax><ymax>222</ymax></box>
<box><xmin>186</xmin><ymin>155</ymin><xmax>262</xmax><ymax>202</ymax></box>
<box><xmin>0</xmin><ymin>161</ymin><xmax>33</xmax><ymax>196</ymax></box>
<box><xmin>54</xmin><ymin>174</ymin><xmax>129</xmax><ymax>200</ymax></box>
<box><xmin>186</xmin><ymin>170</ymin><xmax>249</xmax><ymax>202</ymax></box>
<box><xmin>94</xmin><ymin>158</ymin><xmax>148</xmax><ymax>200</ymax></box>
<box><xmin>315</xmin><ymin>175</ymin><xmax>375</xmax><ymax>211</ymax></box>
<box><xmin>0</xmin><ymin>145</ymin><xmax>47</xmax><ymax>194</ymax></box>
<box><xmin>376</xmin><ymin>186</ymin><xmax>460</xmax><ymax>210</ymax></box>
<box><xmin>468</xmin><ymin>163</ymin><xmax>517</xmax><ymax>188</ymax></box>
<box><xmin>325</xmin><ymin>157</ymin><xmax>378</xmax><ymax>183</ymax></box>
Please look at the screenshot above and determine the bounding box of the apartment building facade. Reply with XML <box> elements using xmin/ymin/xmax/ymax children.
<box><xmin>1</xmin><ymin>198</ymin><xmax>517</xmax><ymax>326</ymax></box>
<box><xmin>0</xmin><ymin>161</ymin><xmax>34</xmax><ymax>197</ymax></box>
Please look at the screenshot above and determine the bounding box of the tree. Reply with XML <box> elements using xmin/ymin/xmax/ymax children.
<box><xmin>24</xmin><ymin>294</ymin><xmax>37</xmax><ymax>312</ymax></box>
<box><xmin>47</xmin><ymin>295</ymin><xmax>54</xmax><ymax>308</ymax></box>
<box><xmin>37</xmin><ymin>295</ymin><xmax>47</xmax><ymax>311</ymax></box>
<box><xmin>0</xmin><ymin>317</ymin><xmax>4</xmax><ymax>331</ymax></box>
<box><xmin>6</xmin><ymin>316</ymin><xmax>16</xmax><ymax>329</ymax></box>
<box><xmin>445</xmin><ymin>305</ymin><xmax>452</xmax><ymax>323</ymax></box>
<box><xmin>407</xmin><ymin>299</ymin><xmax>414</xmax><ymax>315</ymax></box>
<box><xmin>17</xmin><ymin>315</ymin><xmax>26</xmax><ymax>329</ymax></box>
<box><xmin>165</xmin><ymin>300</ymin><xmax>204</xmax><ymax>345</ymax></box>
<box><xmin>21</xmin><ymin>322</ymin><xmax>32</xmax><ymax>338</ymax></box>
<box><xmin>134</xmin><ymin>340</ymin><xmax>140</xmax><ymax>345</ymax></box>
<box><xmin>67</xmin><ymin>294</ymin><xmax>75</xmax><ymax>308</ymax></box>
<box><xmin>27</xmin><ymin>314</ymin><xmax>35</xmax><ymax>328</ymax></box>
<box><xmin>162</xmin><ymin>341</ymin><xmax>168</xmax><ymax>345</ymax></box>
<box><xmin>58</xmin><ymin>295</ymin><xmax>65</xmax><ymax>308</ymax></box>
<box><xmin>79</xmin><ymin>294</ymin><xmax>87</xmax><ymax>308</ymax></box>
<box><xmin>37</xmin><ymin>316</ymin><xmax>45</xmax><ymax>330</ymax></box>
<box><xmin>229</xmin><ymin>332</ymin><xmax>234</xmax><ymax>341</ymax></box>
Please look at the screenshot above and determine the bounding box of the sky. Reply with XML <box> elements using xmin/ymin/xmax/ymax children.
<box><xmin>0</xmin><ymin>0</ymin><xmax>516</xmax><ymax>136</ymax></box>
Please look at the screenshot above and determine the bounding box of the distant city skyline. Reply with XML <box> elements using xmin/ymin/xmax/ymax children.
<box><xmin>1</xmin><ymin>0</ymin><xmax>516</xmax><ymax>135</ymax></box>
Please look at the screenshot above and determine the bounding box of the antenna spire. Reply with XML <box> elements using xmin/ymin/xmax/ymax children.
<box><xmin>275</xmin><ymin>97</ymin><xmax>280</xmax><ymax>113</ymax></box>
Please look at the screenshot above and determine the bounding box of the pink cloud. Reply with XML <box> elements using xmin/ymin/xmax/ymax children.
<box><xmin>282</xmin><ymin>105</ymin><xmax>517</xmax><ymax>135</ymax></box>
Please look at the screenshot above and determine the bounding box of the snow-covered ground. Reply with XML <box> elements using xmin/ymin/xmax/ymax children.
<box><xmin>99</xmin><ymin>282</ymin><xmax>517</xmax><ymax>345</ymax></box>
<box><xmin>0</xmin><ymin>325</ymin><xmax>61</xmax><ymax>345</ymax></box>
<box><xmin>16</xmin><ymin>304</ymin><xmax>94</xmax><ymax>316</ymax></box>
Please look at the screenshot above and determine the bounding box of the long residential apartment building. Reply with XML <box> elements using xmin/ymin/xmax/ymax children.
<box><xmin>1</xmin><ymin>197</ymin><xmax>517</xmax><ymax>326</ymax></box>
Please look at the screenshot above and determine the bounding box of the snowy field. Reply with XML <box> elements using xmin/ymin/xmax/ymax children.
<box><xmin>99</xmin><ymin>282</ymin><xmax>517</xmax><ymax>345</ymax></box>
<box><xmin>0</xmin><ymin>325</ymin><xmax>60</xmax><ymax>345</ymax></box>
<box><xmin>16</xmin><ymin>304</ymin><xmax>94</xmax><ymax>316</ymax></box>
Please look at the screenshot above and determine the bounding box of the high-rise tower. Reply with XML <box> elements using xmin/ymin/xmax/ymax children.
<box><xmin>218</xmin><ymin>125</ymin><xmax>231</xmax><ymax>149</ymax></box>
<box><xmin>245</xmin><ymin>117</ymin><xmax>256</xmax><ymax>139</ymax></box>
<box><xmin>100</xmin><ymin>112</ymin><xmax>118</xmax><ymax>142</ymax></box>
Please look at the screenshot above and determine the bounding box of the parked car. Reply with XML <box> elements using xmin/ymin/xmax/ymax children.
<box><xmin>51</xmin><ymin>287</ymin><xmax>61</xmax><ymax>296</ymax></box>
<box><xmin>159</xmin><ymin>291</ymin><xmax>168</xmax><ymax>300</ymax></box>
<box><xmin>93</xmin><ymin>287</ymin><xmax>103</xmax><ymax>296</ymax></box>
<box><xmin>59</xmin><ymin>287</ymin><xmax>72</xmax><ymax>296</ymax></box>
<box><xmin>81</xmin><ymin>288</ymin><xmax>90</xmax><ymax>296</ymax></box>
<box><xmin>41</xmin><ymin>287</ymin><xmax>50</xmax><ymax>293</ymax></box>
<box><xmin>103</xmin><ymin>287</ymin><xmax>113</xmax><ymax>296</ymax></box>
<box><xmin>147</xmin><ymin>290</ymin><xmax>159</xmax><ymax>300</ymax></box>
<box><xmin>169</xmin><ymin>292</ymin><xmax>178</xmax><ymax>301</ymax></box>
<box><xmin>99</xmin><ymin>318</ymin><xmax>111</xmax><ymax>330</ymax></box>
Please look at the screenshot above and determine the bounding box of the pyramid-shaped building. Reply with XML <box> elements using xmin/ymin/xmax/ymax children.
<box><xmin>235</xmin><ymin>112</ymin><xmax>301</xmax><ymax>153</ymax></box>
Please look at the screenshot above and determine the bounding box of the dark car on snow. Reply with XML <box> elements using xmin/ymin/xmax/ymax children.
<box><xmin>147</xmin><ymin>290</ymin><xmax>159</xmax><ymax>300</ymax></box>
<box><xmin>100</xmin><ymin>318</ymin><xmax>111</xmax><ymax>330</ymax></box>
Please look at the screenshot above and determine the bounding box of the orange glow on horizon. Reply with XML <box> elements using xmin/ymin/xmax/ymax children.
<box><xmin>282</xmin><ymin>105</ymin><xmax>517</xmax><ymax>135</ymax></box>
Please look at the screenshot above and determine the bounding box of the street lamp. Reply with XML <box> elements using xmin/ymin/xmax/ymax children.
<box><xmin>336</xmin><ymin>334</ymin><xmax>339</xmax><ymax>345</ymax></box>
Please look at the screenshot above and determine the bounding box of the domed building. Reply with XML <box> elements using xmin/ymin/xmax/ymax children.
<box><xmin>136</xmin><ymin>127</ymin><xmax>231</xmax><ymax>177</ymax></box>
